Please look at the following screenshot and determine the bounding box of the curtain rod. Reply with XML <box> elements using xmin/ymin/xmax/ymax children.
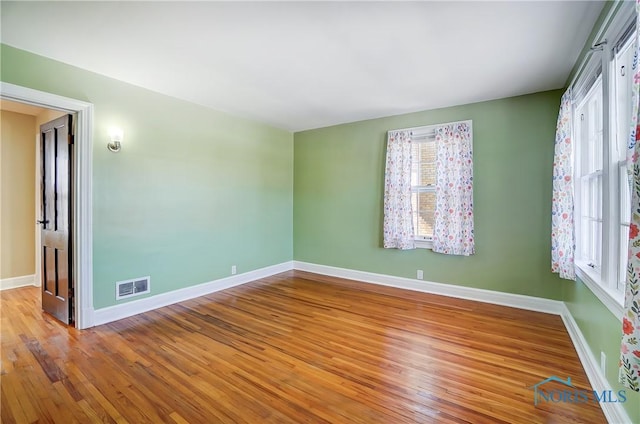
<box><xmin>389</xmin><ymin>119</ymin><xmax>472</xmax><ymax>134</ymax></box>
<box><xmin>567</xmin><ymin>2</ymin><xmax>621</xmax><ymax>90</ymax></box>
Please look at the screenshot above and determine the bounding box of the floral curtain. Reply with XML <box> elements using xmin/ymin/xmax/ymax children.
<box><xmin>620</xmin><ymin>0</ymin><xmax>640</xmax><ymax>393</ymax></box>
<box><xmin>383</xmin><ymin>130</ymin><xmax>415</xmax><ymax>250</ymax></box>
<box><xmin>432</xmin><ymin>122</ymin><xmax>474</xmax><ymax>256</ymax></box>
<box><xmin>551</xmin><ymin>89</ymin><xmax>576</xmax><ymax>281</ymax></box>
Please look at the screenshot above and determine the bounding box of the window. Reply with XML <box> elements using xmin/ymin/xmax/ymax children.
<box><xmin>384</xmin><ymin>120</ymin><xmax>473</xmax><ymax>254</ymax></box>
<box><xmin>612</xmin><ymin>33</ymin><xmax>634</xmax><ymax>292</ymax></box>
<box><xmin>572</xmin><ymin>11</ymin><xmax>635</xmax><ymax>311</ymax></box>
<box><xmin>410</xmin><ymin>127</ymin><xmax>437</xmax><ymax>248</ymax></box>
<box><xmin>575</xmin><ymin>77</ymin><xmax>603</xmax><ymax>273</ymax></box>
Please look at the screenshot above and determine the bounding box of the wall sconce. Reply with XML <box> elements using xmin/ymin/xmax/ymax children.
<box><xmin>108</xmin><ymin>127</ymin><xmax>123</xmax><ymax>152</ymax></box>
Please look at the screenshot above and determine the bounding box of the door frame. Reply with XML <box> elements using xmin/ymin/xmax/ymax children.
<box><xmin>1</xmin><ymin>82</ymin><xmax>94</xmax><ymax>329</ymax></box>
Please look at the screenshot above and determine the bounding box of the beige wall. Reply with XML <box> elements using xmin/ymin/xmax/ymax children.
<box><xmin>1</xmin><ymin>110</ymin><xmax>36</xmax><ymax>279</ymax></box>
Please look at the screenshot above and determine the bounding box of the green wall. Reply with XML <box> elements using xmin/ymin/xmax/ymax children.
<box><xmin>564</xmin><ymin>279</ymin><xmax>640</xmax><ymax>420</ymax></box>
<box><xmin>294</xmin><ymin>90</ymin><xmax>565</xmax><ymax>300</ymax></box>
<box><xmin>1</xmin><ymin>44</ymin><xmax>293</xmax><ymax>309</ymax></box>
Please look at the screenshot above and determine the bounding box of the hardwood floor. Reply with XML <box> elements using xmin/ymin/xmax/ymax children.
<box><xmin>1</xmin><ymin>270</ymin><xmax>606</xmax><ymax>423</ymax></box>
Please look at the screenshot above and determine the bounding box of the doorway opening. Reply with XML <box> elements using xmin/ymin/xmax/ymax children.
<box><xmin>1</xmin><ymin>82</ymin><xmax>94</xmax><ymax>329</ymax></box>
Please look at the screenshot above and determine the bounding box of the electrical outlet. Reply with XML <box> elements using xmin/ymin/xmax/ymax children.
<box><xmin>600</xmin><ymin>351</ymin><xmax>606</xmax><ymax>376</ymax></box>
<box><xmin>417</xmin><ymin>270</ymin><xmax>424</xmax><ymax>280</ymax></box>
<box><xmin>231</xmin><ymin>265</ymin><xmax>237</xmax><ymax>275</ymax></box>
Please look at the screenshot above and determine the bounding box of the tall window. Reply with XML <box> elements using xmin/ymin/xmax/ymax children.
<box><xmin>411</xmin><ymin>128</ymin><xmax>436</xmax><ymax>247</ymax></box>
<box><xmin>383</xmin><ymin>121</ymin><xmax>473</xmax><ymax>252</ymax></box>
<box><xmin>575</xmin><ymin>77</ymin><xmax>603</xmax><ymax>273</ymax></box>
<box><xmin>572</xmin><ymin>17</ymin><xmax>635</xmax><ymax>308</ymax></box>
<box><xmin>613</xmin><ymin>32</ymin><xmax>634</xmax><ymax>292</ymax></box>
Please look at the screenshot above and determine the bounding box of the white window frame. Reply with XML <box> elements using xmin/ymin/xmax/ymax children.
<box><xmin>612</xmin><ymin>33</ymin><xmax>634</xmax><ymax>296</ymax></box>
<box><xmin>571</xmin><ymin>1</ymin><xmax>635</xmax><ymax>320</ymax></box>
<box><xmin>411</xmin><ymin>125</ymin><xmax>437</xmax><ymax>249</ymax></box>
<box><xmin>574</xmin><ymin>77</ymin><xmax>604</xmax><ymax>279</ymax></box>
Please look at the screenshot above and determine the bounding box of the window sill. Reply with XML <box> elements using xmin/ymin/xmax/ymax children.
<box><xmin>415</xmin><ymin>239</ymin><xmax>433</xmax><ymax>249</ymax></box>
<box><xmin>574</xmin><ymin>262</ymin><xmax>624</xmax><ymax>322</ymax></box>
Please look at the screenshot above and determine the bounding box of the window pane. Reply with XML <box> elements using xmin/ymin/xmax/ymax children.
<box><xmin>411</xmin><ymin>142</ymin><xmax>420</xmax><ymax>186</ymax></box>
<box><xmin>589</xmin><ymin>220</ymin><xmax>597</xmax><ymax>264</ymax></box>
<box><xmin>596</xmin><ymin>174</ymin><xmax>602</xmax><ymax>221</ymax></box>
<box><xmin>581</xmin><ymin>217</ymin><xmax>591</xmax><ymax>258</ymax></box>
<box><xmin>411</xmin><ymin>136</ymin><xmax>436</xmax><ymax>240</ymax></box>
<box><xmin>590</xmin><ymin>178</ymin><xmax>597</xmax><ymax>218</ymax></box>
<box><xmin>581</xmin><ymin>177</ymin><xmax>590</xmax><ymax>216</ymax></box>
<box><xmin>615</xmin><ymin>36</ymin><xmax>635</xmax><ymax>162</ymax></box>
<box><xmin>419</xmin><ymin>142</ymin><xmax>436</xmax><ymax>186</ymax></box>
<box><xmin>620</xmin><ymin>224</ymin><xmax>630</xmax><ymax>290</ymax></box>
<box><xmin>589</xmin><ymin>130</ymin><xmax>602</xmax><ymax>173</ymax></box>
<box><xmin>577</xmin><ymin>115</ymin><xmax>584</xmax><ymax>176</ymax></box>
<box><xmin>594</xmin><ymin>130</ymin><xmax>603</xmax><ymax>172</ymax></box>
<box><xmin>415</xmin><ymin>191</ymin><xmax>435</xmax><ymax>238</ymax></box>
<box><xmin>584</xmin><ymin>176</ymin><xmax>601</xmax><ymax>220</ymax></box>
<box><xmin>411</xmin><ymin>192</ymin><xmax>418</xmax><ymax>234</ymax></box>
<box><xmin>621</xmin><ymin>164</ymin><xmax>631</xmax><ymax>224</ymax></box>
<box><xmin>580</xmin><ymin>111</ymin><xmax>590</xmax><ymax>176</ymax></box>
<box><xmin>589</xmin><ymin>84</ymin><xmax>603</xmax><ymax>173</ymax></box>
<box><xmin>595</xmin><ymin>220</ymin><xmax>602</xmax><ymax>267</ymax></box>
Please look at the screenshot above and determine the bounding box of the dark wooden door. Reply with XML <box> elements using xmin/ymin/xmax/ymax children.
<box><xmin>39</xmin><ymin>115</ymin><xmax>73</xmax><ymax>324</ymax></box>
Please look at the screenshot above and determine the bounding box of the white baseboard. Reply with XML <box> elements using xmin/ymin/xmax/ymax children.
<box><xmin>560</xmin><ymin>305</ymin><xmax>632</xmax><ymax>424</ymax></box>
<box><xmin>0</xmin><ymin>274</ymin><xmax>36</xmax><ymax>291</ymax></box>
<box><xmin>293</xmin><ymin>261</ymin><xmax>565</xmax><ymax>314</ymax></box>
<box><xmin>93</xmin><ymin>261</ymin><xmax>293</xmax><ymax>326</ymax></box>
<box><xmin>293</xmin><ymin>261</ymin><xmax>633</xmax><ymax>424</ymax></box>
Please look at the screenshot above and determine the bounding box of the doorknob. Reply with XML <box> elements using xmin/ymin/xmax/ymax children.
<box><xmin>37</xmin><ymin>219</ymin><xmax>49</xmax><ymax>225</ymax></box>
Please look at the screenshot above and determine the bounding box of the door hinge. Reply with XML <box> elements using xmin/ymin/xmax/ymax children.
<box><xmin>68</xmin><ymin>287</ymin><xmax>74</xmax><ymax>298</ymax></box>
<box><xmin>68</xmin><ymin>134</ymin><xmax>74</xmax><ymax>145</ymax></box>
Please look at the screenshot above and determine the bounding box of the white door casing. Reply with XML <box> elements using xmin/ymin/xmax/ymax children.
<box><xmin>1</xmin><ymin>82</ymin><xmax>94</xmax><ymax>328</ymax></box>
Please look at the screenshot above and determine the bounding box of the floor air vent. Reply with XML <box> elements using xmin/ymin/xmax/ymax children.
<box><xmin>116</xmin><ymin>276</ymin><xmax>151</xmax><ymax>300</ymax></box>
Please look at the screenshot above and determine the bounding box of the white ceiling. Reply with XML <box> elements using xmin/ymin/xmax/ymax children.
<box><xmin>1</xmin><ymin>1</ymin><xmax>604</xmax><ymax>132</ymax></box>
